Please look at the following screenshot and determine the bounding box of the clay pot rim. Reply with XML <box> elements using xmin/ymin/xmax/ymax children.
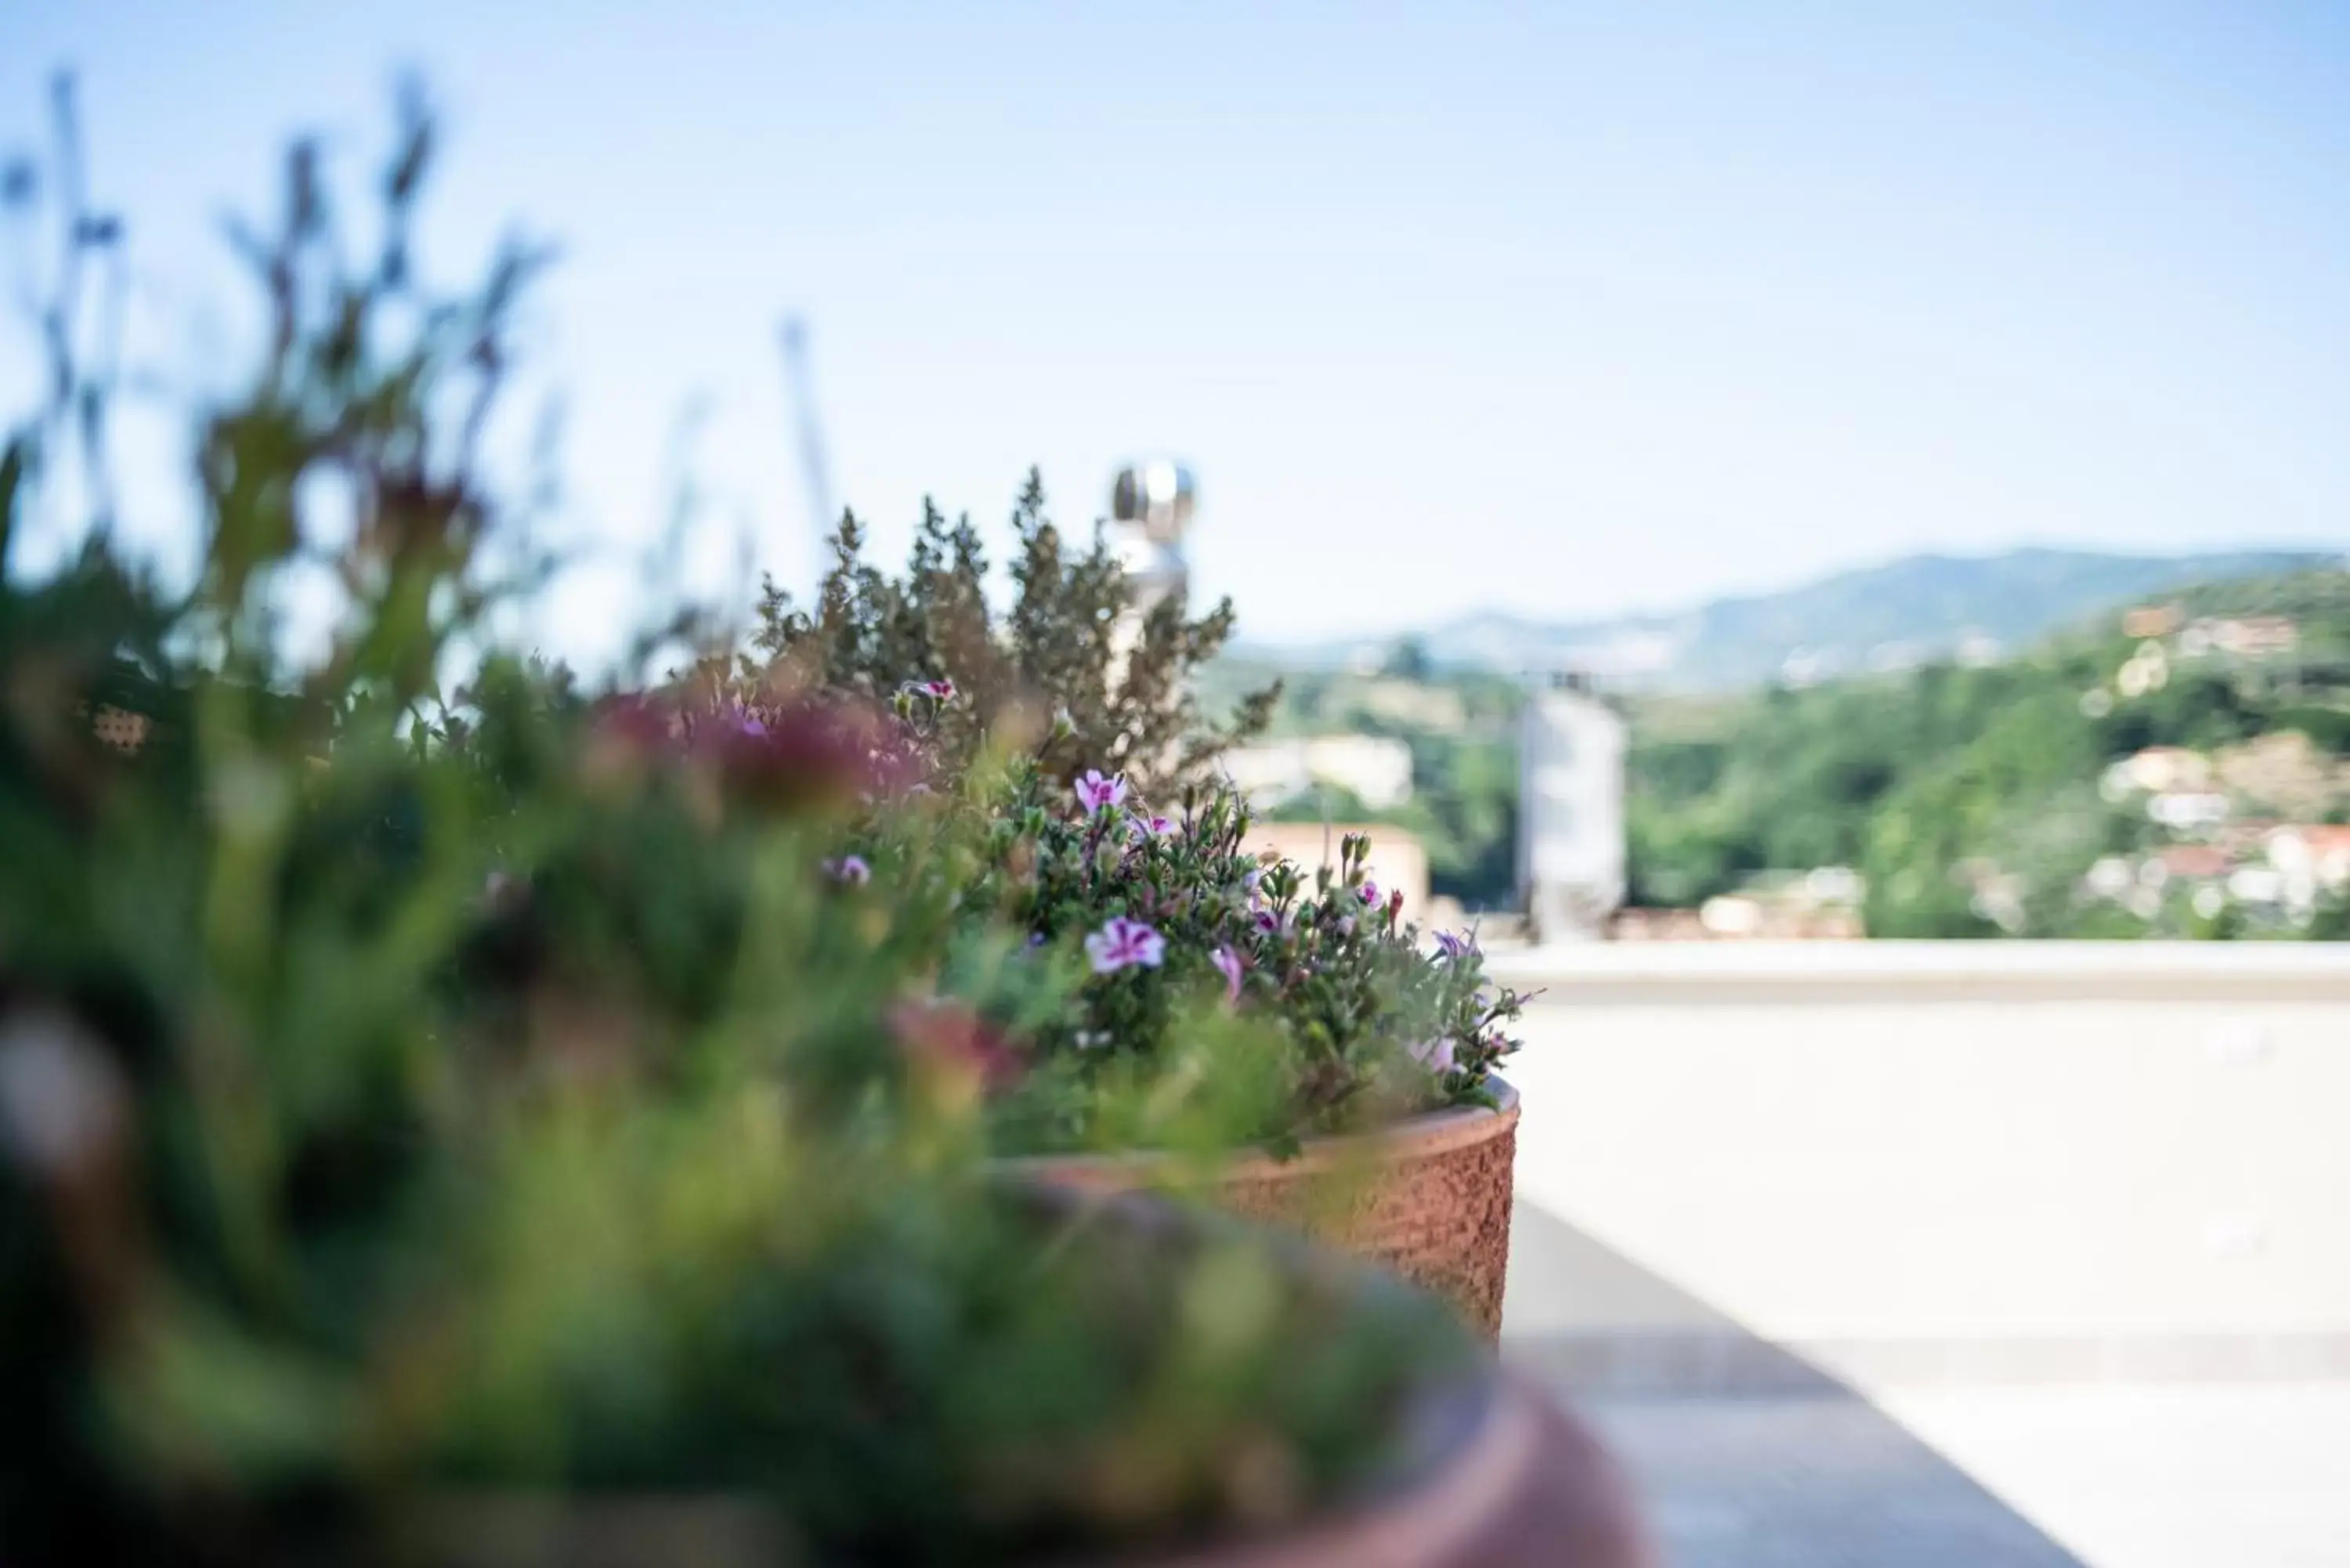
<box><xmin>996</xmin><ymin>1075</ymin><xmax>1520</xmax><ymax>1183</ymax></box>
<box><xmin>404</xmin><ymin>1369</ymin><xmax>1564</xmax><ymax>1568</ymax></box>
<box><xmin>409</xmin><ymin>1372</ymin><xmax>1579</xmax><ymax>1568</ymax></box>
<box><xmin>1121</xmin><ymin>1369</ymin><xmax>1559</xmax><ymax>1568</ymax></box>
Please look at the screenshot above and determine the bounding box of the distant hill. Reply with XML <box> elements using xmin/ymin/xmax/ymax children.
<box><xmin>1237</xmin><ymin>547</ymin><xmax>2341</xmax><ymax>690</ymax></box>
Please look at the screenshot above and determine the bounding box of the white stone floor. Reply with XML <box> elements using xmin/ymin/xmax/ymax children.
<box><xmin>1564</xmin><ymin>1382</ymin><xmax>2350</xmax><ymax>1568</ymax></box>
<box><xmin>1875</xmin><ymin>1382</ymin><xmax>2350</xmax><ymax>1568</ymax></box>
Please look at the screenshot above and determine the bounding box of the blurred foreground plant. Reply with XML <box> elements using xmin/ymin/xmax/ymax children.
<box><xmin>0</xmin><ymin>87</ymin><xmax>1470</xmax><ymax>1564</ymax></box>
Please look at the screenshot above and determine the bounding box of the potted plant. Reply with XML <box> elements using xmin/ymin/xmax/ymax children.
<box><xmin>0</xmin><ymin>666</ymin><xmax>1618</xmax><ymax>1563</ymax></box>
<box><xmin>848</xmin><ymin>746</ymin><xmax>1527</xmax><ymax>1337</ymax></box>
<box><xmin>731</xmin><ymin>538</ymin><xmax>1527</xmax><ymax>1333</ymax></box>
<box><xmin>0</xmin><ymin>90</ymin><xmax>1637</xmax><ymax>1565</ymax></box>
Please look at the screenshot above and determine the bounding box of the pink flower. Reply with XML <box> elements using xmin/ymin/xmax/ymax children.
<box><xmin>920</xmin><ymin>678</ymin><xmax>956</xmax><ymax>702</ymax></box>
<box><xmin>696</xmin><ymin>699</ymin><xmax>900</xmax><ymax>811</ymax></box>
<box><xmin>1129</xmin><ymin>811</ymin><xmax>1177</xmax><ymax>840</ymax></box>
<box><xmin>890</xmin><ymin>998</ymin><xmax>1021</xmax><ymax>1092</ymax></box>
<box><xmin>1408</xmin><ymin>1036</ymin><xmax>1458</xmax><ymax>1075</ymax></box>
<box><xmin>1074</xmin><ymin>769</ymin><xmax>1128</xmax><ymax>816</ymax></box>
<box><xmin>1211</xmin><ymin>945</ymin><xmax>1245</xmax><ymax>1003</ymax></box>
<box><xmin>1358</xmin><ymin>880</ymin><xmax>1381</xmax><ymax>907</ymax></box>
<box><xmin>1084</xmin><ymin>916</ymin><xmax>1166</xmax><ymax>974</ymax></box>
<box><xmin>825</xmin><ymin>854</ymin><xmax>871</xmax><ymax>887</ymax></box>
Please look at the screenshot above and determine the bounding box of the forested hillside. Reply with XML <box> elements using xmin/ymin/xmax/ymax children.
<box><xmin>1214</xmin><ymin>570</ymin><xmax>2350</xmax><ymax>933</ymax></box>
<box><xmin>1627</xmin><ymin>571</ymin><xmax>2350</xmax><ymax>935</ymax></box>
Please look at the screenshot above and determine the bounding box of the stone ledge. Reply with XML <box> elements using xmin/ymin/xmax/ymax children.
<box><xmin>1506</xmin><ymin>1329</ymin><xmax>2350</xmax><ymax>1396</ymax></box>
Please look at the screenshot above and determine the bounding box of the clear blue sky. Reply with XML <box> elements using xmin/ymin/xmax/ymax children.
<box><xmin>4</xmin><ymin>2</ymin><xmax>2347</xmax><ymax>663</ymax></box>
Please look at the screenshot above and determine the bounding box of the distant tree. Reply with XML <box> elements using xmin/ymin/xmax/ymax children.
<box><xmin>1383</xmin><ymin>635</ymin><xmax>1434</xmax><ymax>681</ymax></box>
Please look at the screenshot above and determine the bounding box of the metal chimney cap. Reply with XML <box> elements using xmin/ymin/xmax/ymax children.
<box><xmin>1111</xmin><ymin>461</ymin><xmax>1195</xmax><ymax>544</ymax></box>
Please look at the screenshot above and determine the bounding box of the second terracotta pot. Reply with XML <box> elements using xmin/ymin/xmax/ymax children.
<box><xmin>1003</xmin><ymin>1078</ymin><xmax>1520</xmax><ymax>1339</ymax></box>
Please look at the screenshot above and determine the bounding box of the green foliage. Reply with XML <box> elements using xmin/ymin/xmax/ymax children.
<box><xmin>1625</xmin><ymin>583</ymin><xmax>2350</xmax><ymax>935</ymax></box>
<box><xmin>789</xmin><ymin>745</ymin><xmax>1521</xmax><ymax>1156</ymax></box>
<box><xmin>746</xmin><ymin>474</ymin><xmax>1279</xmax><ymax>792</ymax></box>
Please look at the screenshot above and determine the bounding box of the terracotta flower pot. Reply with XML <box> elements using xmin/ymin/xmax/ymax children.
<box><xmin>1002</xmin><ymin>1079</ymin><xmax>1520</xmax><ymax>1339</ymax></box>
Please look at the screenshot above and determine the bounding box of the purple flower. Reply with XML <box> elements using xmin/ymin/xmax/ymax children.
<box><xmin>1084</xmin><ymin>916</ymin><xmax>1166</xmax><ymax>975</ymax></box>
<box><xmin>1253</xmin><ymin>908</ymin><xmax>1284</xmax><ymax>934</ymax></box>
<box><xmin>1075</xmin><ymin>769</ymin><xmax>1128</xmax><ymax>816</ymax></box>
<box><xmin>1433</xmin><ymin>930</ymin><xmax>1479</xmax><ymax>962</ymax></box>
<box><xmin>1408</xmin><ymin>1036</ymin><xmax>1458</xmax><ymax>1075</ymax></box>
<box><xmin>920</xmin><ymin>678</ymin><xmax>956</xmax><ymax>702</ymax></box>
<box><xmin>1242</xmin><ymin>867</ymin><xmax>1264</xmax><ymax>894</ymax></box>
<box><xmin>1358</xmin><ymin>880</ymin><xmax>1381</xmax><ymax>907</ymax></box>
<box><xmin>825</xmin><ymin>854</ymin><xmax>871</xmax><ymax>887</ymax></box>
<box><xmin>1211</xmin><ymin>945</ymin><xmax>1245</xmax><ymax>1003</ymax></box>
<box><xmin>1129</xmin><ymin>811</ymin><xmax>1177</xmax><ymax>840</ymax></box>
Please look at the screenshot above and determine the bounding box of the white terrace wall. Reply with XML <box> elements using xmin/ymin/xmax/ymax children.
<box><xmin>1491</xmin><ymin>942</ymin><xmax>2350</xmax><ymax>1392</ymax></box>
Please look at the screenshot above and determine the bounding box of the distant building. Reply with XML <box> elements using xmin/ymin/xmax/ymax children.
<box><xmin>1609</xmin><ymin>899</ymin><xmax>1862</xmax><ymax>941</ymax></box>
<box><xmin>2152</xmin><ymin>844</ymin><xmax>2235</xmax><ymax>883</ymax></box>
<box><xmin>1518</xmin><ymin>672</ymin><xmax>1626</xmax><ymax>943</ymax></box>
<box><xmin>2266</xmin><ymin>825</ymin><xmax>2350</xmax><ymax>914</ymax></box>
<box><xmin>2217</xmin><ymin>732</ymin><xmax>2342</xmax><ymax>821</ymax></box>
<box><xmin>1957</xmin><ymin>861</ymin><xmax>2029</xmax><ymax>932</ymax></box>
<box><xmin>2115</xmin><ymin>641</ymin><xmax>2171</xmax><ymax>697</ymax></box>
<box><xmin>2146</xmin><ymin>790</ymin><xmax>2230</xmax><ymax>833</ymax></box>
<box><xmin>2180</xmin><ymin>616</ymin><xmax>2299</xmax><ymax>660</ymax></box>
<box><xmin>1609</xmin><ymin>907</ymin><xmax>1714</xmax><ymax>942</ymax></box>
<box><xmin>2218</xmin><ymin>818</ymin><xmax>2283</xmax><ymax>857</ymax></box>
<box><xmin>2102</xmin><ymin>746</ymin><xmax>2213</xmax><ymax>797</ymax></box>
<box><xmin>2084</xmin><ymin>848</ymin><xmax>2243</xmax><ymax>919</ymax></box>
<box><xmin>2121</xmin><ymin>603</ymin><xmax>2184</xmax><ymax>639</ymax></box>
<box><xmin>2084</xmin><ymin>855</ymin><xmax>2137</xmax><ymax>901</ymax></box>
<box><xmin>1357</xmin><ymin>679</ymin><xmax>1468</xmax><ymax>733</ymax></box>
<box><xmin>1698</xmin><ymin>895</ymin><xmax>1766</xmax><ymax>938</ymax></box>
<box><xmin>2228</xmin><ymin>865</ymin><xmax>2287</xmax><ymax>908</ymax></box>
<box><xmin>1694</xmin><ymin>894</ymin><xmax>1864</xmax><ymax>941</ymax></box>
<box><xmin>1220</xmin><ymin>735</ymin><xmax>1415</xmax><ymax>811</ymax></box>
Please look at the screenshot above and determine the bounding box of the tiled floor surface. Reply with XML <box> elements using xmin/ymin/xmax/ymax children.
<box><xmin>1566</xmin><ymin>1382</ymin><xmax>2350</xmax><ymax>1568</ymax></box>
